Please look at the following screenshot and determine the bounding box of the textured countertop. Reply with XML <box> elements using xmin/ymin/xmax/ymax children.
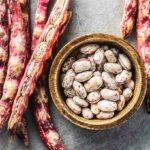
<box><xmin>1</xmin><ymin>0</ymin><xmax>150</xmax><ymax>150</ymax></box>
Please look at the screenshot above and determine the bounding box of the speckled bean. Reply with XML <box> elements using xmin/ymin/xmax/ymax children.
<box><xmin>73</xmin><ymin>81</ymin><xmax>87</xmax><ymax>99</ymax></box>
<box><xmin>88</xmin><ymin>55</ymin><xmax>96</xmax><ymax>72</ymax></box>
<box><xmin>101</xmin><ymin>88</ymin><xmax>120</xmax><ymax>101</ymax></box>
<box><xmin>62</xmin><ymin>69</ymin><xmax>76</xmax><ymax>89</ymax></box>
<box><xmin>82</xmin><ymin>108</ymin><xmax>93</xmax><ymax>119</ymax></box>
<box><xmin>105</xmin><ymin>50</ymin><xmax>117</xmax><ymax>63</ymax></box>
<box><xmin>98</xmin><ymin>100</ymin><xmax>117</xmax><ymax>112</ymax></box>
<box><xmin>96</xmin><ymin>111</ymin><xmax>114</xmax><ymax>119</ymax></box>
<box><xmin>80</xmin><ymin>44</ymin><xmax>100</xmax><ymax>54</ymax></box>
<box><xmin>62</xmin><ymin>57</ymin><xmax>76</xmax><ymax>72</ymax></box>
<box><xmin>116</xmin><ymin>70</ymin><xmax>132</xmax><ymax>84</ymax></box>
<box><xmin>75</xmin><ymin>71</ymin><xmax>93</xmax><ymax>82</ymax></box>
<box><xmin>93</xmin><ymin>49</ymin><xmax>105</xmax><ymax>65</ymax></box>
<box><xmin>118</xmin><ymin>54</ymin><xmax>131</xmax><ymax>70</ymax></box>
<box><xmin>72</xmin><ymin>58</ymin><xmax>91</xmax><ymax>73</ymax></box>
<box><xmin>73</xmin><ymin>96</ymin><xmax>89</xmax><ymax>107</ymax></box>
<box><xmin>123</xmin><ymin>88</ymin><xmax>133</xmax><ymax>101</ymax></box>
<box><xmin>117</xmin><ymin>95</ymin><xmax>125</xmax><ymax>111</ymax></box>
<box><xmin>104</xmin><ymin>63</ymin><xmax>122</xmax><ymax>74</ymax></box>
<box><xmin>90</xmin><ymin>104</ymin><xmax>100</xmax><ymax>115</ymax></box>
<box><xmin>84</xmin><ymin>76</ymin><xmax>103</xmax><ymax>92</ymax></box>
<box><xmin>102</xmin><ymin>72</ymin><xmax>117</xmax><ymax>90</ymax></box>
<box><xmin>87</xmin><ymin>91</ymin><xmax>101</xmax><ymax>103</ymax></box>
<box><xmin>66</xmin><ymin>98</ymin><xmax>81</xmax><ymax>114</ymax></box>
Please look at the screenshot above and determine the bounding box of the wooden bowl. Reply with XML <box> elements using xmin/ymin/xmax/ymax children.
<box><xmin>49</xmin><ymin>33</ymin><xmax>147</xmax><ymax>130</ymax></box>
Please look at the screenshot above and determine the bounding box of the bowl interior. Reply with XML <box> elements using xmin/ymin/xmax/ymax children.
<box><xmin>49</xmin><ymin>33</ymin><xmax>147</xmax><ymax>130</ymax></box>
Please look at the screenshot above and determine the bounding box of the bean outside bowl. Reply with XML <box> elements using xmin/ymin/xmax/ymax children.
<box><xmin>49</xmin><ymin>33</ymin><xmax>147</xmax><ymax>130</ymax></box>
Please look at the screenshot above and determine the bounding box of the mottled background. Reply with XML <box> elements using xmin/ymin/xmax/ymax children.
<box><xmin>1</xmin><ymin>0</ymin><xmax>150</xmax><ymax>150</ymax></box>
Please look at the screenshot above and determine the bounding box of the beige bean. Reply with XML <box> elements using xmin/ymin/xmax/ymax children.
<box><xmin>93</xmin><ymin>49</ymin><xmax>105</xmax><ymax>65</ymax></box>
<box><xmin>125</xmin><ymin>80</ymin><xmax>135</xmax><ymax>90</ymax></box>
<box><xmin>62</xmin><ymin>57</ymin><xmax>76</xmax><ymax>72</ymax></box>
<box><xmin>96</xmin><ymin>111</ymin><xmax>114</xmax><ymax>119</ymax></box>
<box><xmin>104</xmin><ymin>63</ymin><xmax>122</xmax><ymax>74</ymax></box>
<box><xmin>88</xmin><ymin>55</ymin><xmax>96</xmax><ymax>72</ymax></box>
<box><xmin>80</xmin><ymin>44</ymin><xmax>99</xmax><ymax>54</ymax></box>
<box><xmin>117</xmin><ymin>95</ymin><xmax>126</xmax><ymax>111</ymax></box>
<box><xmin>82</xmin><ymin>108</ymin><xmax>93</xmax><ymax>119</ymax></box>
<box><xmin>123</xmin><ymin>88</ymin><xmax>133</xmax><ymax>102</ymax></box>
<box><xmin>102</xmin><ymin>72</ymin><xmax>117</xmax><ymax>90</ymax></box>
<box><xmin>75</xmin><ymin>71</ymin><xmax>93</xmax><ymax>82</ymax></box>
<box><xmin>84</xmin><ymin>76</ymin><xmax>103</xmax><ymax>92</ymax></box>
<box><xmin>66</xmin><ymin>98</ymin><xmax>81</xmax><ymax>114</ymax></box>
<box><xmin>87</xmin><ymin>91</ymin><xmax>101</xmax><ymax>104</ymax></box>
<box><xmin>64</xmin><ymin>88</ymin><xmax>76</xmax><ymax>98</ymax></box>
<box><xmin>62</xmin><ymin>69</ymin><xmax>76</xmax><ymax>89</ymax></box>
<box><xmin>105</xmin><ymin>50</ymin><xmax>117</xmax><ymax>63</ymax></box>
<box><xmin>98</xmin><ymin>100</ymin><xmax>117</xmax><ymax>112</ymax></box>
<box><xmin>73</xmin><ymin>96</ymin><xmax>89</xmax><ymax>107</ymax></box>
<box><xmin>90</xmin><ymin>104</ymin><xmax>100</xmax><ymax>115</ymax></box>
<box><xmin>73</xmin><ymin>81</ymin><xmax>87</xmax><ymax>99</ymax></box>
<box><xmin>118</xmin><ymin>54</ymin><xmax>131</xmax><ymax>70</ymax></box>
<box><xmin>72</xmin><ymin>58</ymin><xmax>91</xmax><ymax>73</ymax></box>
<box><xmin>116</xmin><ymin>70</ymin><xmax>132</xmax><ymax>84</ymax></box>
<box><xmin>100</xmin><ymin>88</ymin><xmax>120</xmax><ymax>101</ymax></box>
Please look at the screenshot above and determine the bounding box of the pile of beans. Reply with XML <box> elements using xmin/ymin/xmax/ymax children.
<box><xmin>60</xmin><ymin>44</ymin><xmax>135</xmax><ymax>120</ymax></box>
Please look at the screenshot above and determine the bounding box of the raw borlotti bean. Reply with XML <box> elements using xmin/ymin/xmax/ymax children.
<box><xmin>96</xmin><ymin>111</ymin><xmax>115</xmax><ymax>119</ymax></box>
<box><xmin>100</xmin><ymin>88</ymin><xmax>120</xmax><ymax>101</ymax></box>
<box><xmin>66</xmin><ymin>98</ymin><xmax>81</xmax><ymax>114</ymax></box>
<box><xmin>104</xmin><ymin>63</ymin><xmax>122</xmax><ymax>74</ymax></box>
<box><xmin>82</xmin><ymin>108</ymin><xmax>93</xmax><ymax>119</ymax></box>
<box><xmin>117</xmin><ymin>95</ymin><xmax>126</xmax><ymax>111</ymax></box>
<box><xmin>123</xmin><ymin>88</ymin><xmax>133</xmax><ymax>102</ymax></box>
<box><xmin>93</xmin><ymin>49</ymin><xmax>105</xmax><ymax>65</ymax></box>
<box><xmin>73</xmin><ymin>96</ymin><xmax>89</xmax><ymax>107</ymax></box>
<box><xmin>73</xmin><ymin>81</ymin><xmax>87</xmax><ymax>99</ymax></box>
<box><xmin>116</xmin><ymin>70</ymin><xmax>132</xmax><ymax>84</ymax></box>
<box><xmin>84</xmin><ymin>76</ymin><xmax>103</xmax><ymax>92</ymax></box>
<box><xmin>118</xmin><ymin>54</ymin><xmax>131</xmax><ymax>70</ymax></box>
<box><xmin>62</xmin><ymin>69</ymin><xmax>76</xmax><ymax>89</ymax></box>
<box><xmin>61</xmin><ymin>43</ymin><xmax>135</xmax><ymax>120</ymax></box>
<box><xmin>72</xmin><ymin>58</ymin><xmax>91</xmax><ymax>73</ymax></box>
<box><xmin>90</xmin><ymin>104</ymin><xmax>100</xmax><ymax>115</ymax></box>
<box><xmin>80</xmin><ymin>44</ymin><xmax>99</xmax><ymax>54</ymax></box>
<box><xmin>88</xmin><ymin>55</ymin><xmax>96</xmax><ymax>72</ymax></box>
<box><xmin>102</xmin><ymin>72</ymin><xmax>117</xmax><ymax>90</ymax></box>
<box><xmin>87</xmin><ymin>91</ymin><xmax>101</xmax><ymax>104</ymax></box>
<box><xmin>98</xmin><ymin>100</ymin><xmax>117</xmax><ymax>112</ymax></box>
<box><xmin>75</xmin><ymin>71</ymin><xmax>93</xmax><ymax>82</ymax></box>
<box><xmin>105</xmin><ymin>50</ymin><xmax>117</xmax><ymax>63</ymax></box>
<box><xmin>62</xmin><ymin>57</ymin><xmax>75</xmax><ymax>72</ymax></box>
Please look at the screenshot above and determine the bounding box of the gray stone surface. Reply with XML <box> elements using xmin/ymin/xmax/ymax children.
<box><xmin>0</xmin><ymin>0</ymin><xmax>149</xmax><ymax>150</ymax></box>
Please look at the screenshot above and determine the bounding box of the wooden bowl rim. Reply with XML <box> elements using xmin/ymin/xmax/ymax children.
<box><xmin>49</xmin><ymin>33</ymin><xmax>147</xmax><ymax>130</ymax></box>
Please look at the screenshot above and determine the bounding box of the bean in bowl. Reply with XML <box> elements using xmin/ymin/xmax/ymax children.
<box><xmin>60</xmin><ymin>43</ymin><xmax>134</xmax><ymax>120</ymax></box>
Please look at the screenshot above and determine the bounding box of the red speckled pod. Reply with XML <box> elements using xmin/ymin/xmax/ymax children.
<box><xmin>31</xmin><ymin>0</ymin><xmax>49</xmax><ymax>52</ymax></box>
<box><xmin>0</xmin><ymin>0</ymin><xmax>28</xmax><ymax>128</ymax></box>
<box><xmin>0</xmin><ymin>0</ymin><xmax>9</xmax><ymax>97</ymax></box>
<box><xmin>31</xmin><ymin>0</ymin><xmax>67</xmax><ymax>149</ymax></box>
<box><xmin>8</xmin><ymin>0</ymin><xmax>70</xmax><ymax>130</ymax></box>
<box><xmin>136</xmin><ymin>0</ymin><xmax>150</xmax><ymax>112</ymax></box>
<box><xmin>14</xmin><ymin>0</ymin><xmax>30</xmax><ymax>147</ymax></box>
<box><xmin>120</xmin><ymin>0</ymin><xmax>137</xmax><ymax>38</ymax></box>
